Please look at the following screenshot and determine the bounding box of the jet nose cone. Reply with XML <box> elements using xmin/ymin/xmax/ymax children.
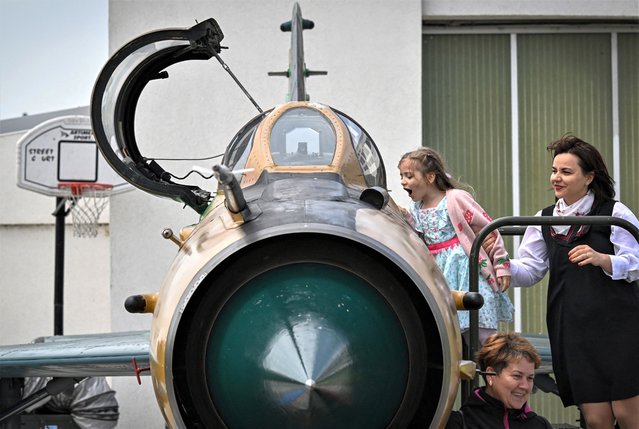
<box><xmin>205</xmin><ymin>263</ymin><xmax>410</xmax><ymax>428</ymax></box>
<box><xmin>262</xmin><ymin>319</ymin><xmax>354</xmax><ymax>413</ymax></box>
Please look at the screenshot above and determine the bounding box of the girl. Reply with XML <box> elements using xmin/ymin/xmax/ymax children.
<box><xmin>398</xmin><ymin>147</ymin><xmax>513</xmax><ymax>343</ymax></box>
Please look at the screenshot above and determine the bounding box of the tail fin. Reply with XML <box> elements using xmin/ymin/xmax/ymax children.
<box><xmin>268</xmin><ymin>2</ymin><xmax>326</xmax><ymax>101</ymax></box>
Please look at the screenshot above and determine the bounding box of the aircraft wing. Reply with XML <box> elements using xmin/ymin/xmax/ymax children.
<box><xmin>0</xmin><ymin>330</ymin><xmax>149</xmax><ymax>378</ymax></box>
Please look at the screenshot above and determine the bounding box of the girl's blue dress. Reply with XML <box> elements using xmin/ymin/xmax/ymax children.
<box><xmin>409</xmin><ymin>197</ymin><xmax>513</xmax><ymax>331</ymax></box>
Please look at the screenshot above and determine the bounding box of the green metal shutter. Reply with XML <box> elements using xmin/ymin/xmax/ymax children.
<box><xmin>516</xmin><ymin>32</ymin><xmax>613</xmax><ymax>341</ymax></box>
<box><xmin>619</xmin><ymin>33</ymin><xmax>639</xmax><ymax>214</ymax></box>
<box><xmin>518</xmin><ymin>33</ymin><xmax>613</xmax><ymax>216</ymax></box>
<box><xmin>422</xmin><ymin>34</ymin><xmax>512</xmax><ymax>218</ymax></box>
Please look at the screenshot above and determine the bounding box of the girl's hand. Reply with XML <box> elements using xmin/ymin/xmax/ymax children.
<box><xmin>482</xmin><ymin>232</ymin><xmax>497</xmax><ymax>254</ymax></box>
<box><xmin>568</xmin><ymin>245</ymin><xmax>612</xmax><ymax>273</ymax></box>
<box><xmin>497</xmin><ymin>275</ymin><xmax>511</xmax><ymax>292</ymax></box>
<box><xmin>399</xmin><ymin>206</ymin><xmax>412</xmax><ymax>223</ymax></box>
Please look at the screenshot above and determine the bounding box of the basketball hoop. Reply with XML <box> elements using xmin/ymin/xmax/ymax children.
<box><xmin>58</xmin><ymin>182</ymin><xmax>114</xmax><ymax>238</ymax></box>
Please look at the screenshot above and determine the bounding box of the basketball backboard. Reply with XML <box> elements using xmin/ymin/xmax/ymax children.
<box><xmin>16</xmin><ymin>116</ymin><xmax>131</xmax><ymax>197</ymax></box>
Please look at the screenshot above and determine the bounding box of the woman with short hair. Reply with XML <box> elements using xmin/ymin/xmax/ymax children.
<box><xmin>445</xmin><ymin>331</ymin><xmax>552</xmax><ymax>428</ymax></box>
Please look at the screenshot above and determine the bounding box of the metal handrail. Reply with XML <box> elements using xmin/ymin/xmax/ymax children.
<box><xmin>462</xmin><ymin>215</ymin><xmax>639</xmax><ymax>401</ymax></box>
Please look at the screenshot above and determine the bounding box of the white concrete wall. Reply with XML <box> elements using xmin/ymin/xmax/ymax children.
<box><xmin>422</xmin><ymin>0</ymin><xmax>639</xmax><ymax>20</ymax></box>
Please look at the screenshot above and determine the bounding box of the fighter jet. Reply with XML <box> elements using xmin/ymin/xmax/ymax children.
<box><xmin>0</xmin><ymin>4</ymin><xmax>483</xmax><ymax>428</ymax></box>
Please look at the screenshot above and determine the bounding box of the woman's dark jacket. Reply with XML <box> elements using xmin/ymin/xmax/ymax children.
<box><xmin>445</xmin><ymin>387</ymin><xmax>553</xmax><ymax>429</ymax></box>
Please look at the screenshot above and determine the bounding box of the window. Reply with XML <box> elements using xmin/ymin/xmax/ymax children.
<box><xmin>270</xmin><ymin>107</ymin><xmax>336</xmax><ymax>166</ymax></box>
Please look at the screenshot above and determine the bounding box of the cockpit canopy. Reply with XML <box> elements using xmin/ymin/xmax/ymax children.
<box><xmin>224</xmin><ymin>103</ymin><xmax>386</xmax><ymax>189</ymax></box>
<box><xmin>90</xmin><ymin>18</ymin><xmax>386</xmax><ymax>214</ymax></box>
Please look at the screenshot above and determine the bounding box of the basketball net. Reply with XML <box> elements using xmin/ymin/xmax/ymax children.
<box><xmin>58</xmin><ymin>183</ymin><xmax>113</xmax><ymax>238</ymax></box>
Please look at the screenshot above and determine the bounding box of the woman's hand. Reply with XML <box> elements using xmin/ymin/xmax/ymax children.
<box><xmin>568</xmin><ymin>245</ymin><xmax>612</xmax><ymax>274</ymax></box>
<box><xmin>497</xmin><ymin>275</ymin><xmax>511</xmax><ymax>292</ymax></box>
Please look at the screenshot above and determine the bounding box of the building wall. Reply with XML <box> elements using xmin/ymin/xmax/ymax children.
<box><xmin>422</xmin><ymin>0</ymin><xmax>639</xmax><ymax>20</ymax></box>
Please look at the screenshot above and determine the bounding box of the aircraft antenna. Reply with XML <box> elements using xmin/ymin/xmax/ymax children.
<box><xmin>213</xmin><ymin>52</ymin><xmax>263</xmax><ymax>113</ymax></box>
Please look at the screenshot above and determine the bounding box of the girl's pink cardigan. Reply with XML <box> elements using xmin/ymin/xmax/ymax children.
<box><xmin>445</xmin><ymin>188</ymin><xmax>511</xmax><ymax>291</ymax></box>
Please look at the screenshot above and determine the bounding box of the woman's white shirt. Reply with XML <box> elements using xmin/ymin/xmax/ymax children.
<box><xmin>510</xmin><ymin>201</ymin><xmax>639</xmax><ymax>287</ymax></box>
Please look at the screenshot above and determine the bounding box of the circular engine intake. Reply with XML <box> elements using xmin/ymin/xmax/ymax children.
<box><xmin>169</xmin><ymin>234</ymin><xmax>450</xmax><ymax>428</ymax></box>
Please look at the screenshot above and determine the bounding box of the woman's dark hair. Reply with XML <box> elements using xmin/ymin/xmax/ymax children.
<box><xmin>398</xmin><ymin>147</ymin><xmax>457</xmax><ymax>191</ymax></box>
<box><xmin>547</xmin><ymin>134</ymin><xmax>615</xmax><ymax>202</ymax></box>
<box><xmin>477</xmin><ymin>332</ymin><xmax>541</xmax><ymax>377</ymax></box>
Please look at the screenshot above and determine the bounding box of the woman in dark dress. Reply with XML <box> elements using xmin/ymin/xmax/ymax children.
<box><xmin>445</xmin><ymin>332</ymin><xmax>552</xmax><ymax>429</ymax></box>
<box><xmin>510</xmin><ymin>135</ymin><xmax>639</xmax><ymax>428</ymax></box>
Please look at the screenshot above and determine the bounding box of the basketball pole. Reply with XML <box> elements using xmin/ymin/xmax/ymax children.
<box><xmin>53</xmin><ymin>196</ymin><xmax>68</xmax><ymax>336</ymax></box>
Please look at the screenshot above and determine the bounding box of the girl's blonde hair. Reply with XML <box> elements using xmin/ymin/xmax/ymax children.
<box><xmin>399</xmin><ymin>147</ymin><xmax>470</xmax><ymax>192</ymax></box>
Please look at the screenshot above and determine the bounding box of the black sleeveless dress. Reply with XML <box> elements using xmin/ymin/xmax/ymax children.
<box><xmin>541</xmin><ymin>199</ymin><xmax>639</xmax><ymax>406</ymax></box>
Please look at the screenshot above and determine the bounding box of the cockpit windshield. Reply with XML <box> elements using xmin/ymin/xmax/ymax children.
<box><xmin>270</xmin><ymin>107</ymin><xmax>336</xmax><ymax>166</ymax></box>
<box><xmin>223</xmin><ymin>105</ymin><xmax>387</xmax><ymax>189</ymax></box>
